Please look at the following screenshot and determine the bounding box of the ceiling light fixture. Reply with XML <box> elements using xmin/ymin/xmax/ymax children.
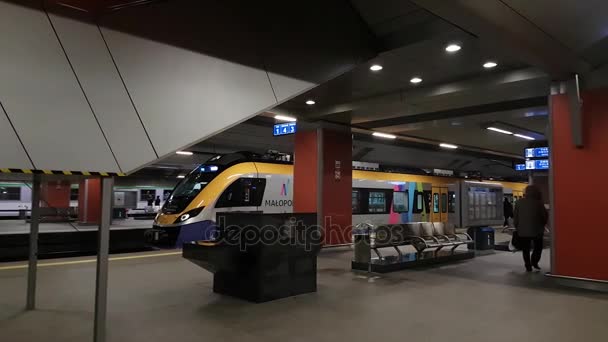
<box><xmin>370</xmin><ymin>64</ymin><xmax>383</xmax><ymax>71</ymax></box>
<box><xmin>274</xmin><ymin>115</ymin><xmax>297</xmax><ymax>122</ymax></box>
<box><xmin>410</xmin><ymin>77</ymin><xmax>423</xmax><ymax>84</ymax></box>
<box><xmin>305</xmin><ymin>100</ymin><xmax>316</xmax><ymax>105</ymax></box>
<box><xmin>176</xmin><ymin>151</ymin><xmax>193</xmax><ymax>155</ymax></box>
<box><xmin>177</xmin><ymin>175</ymin><xmax>186</xmax><ymax>179</ymax></box>
<box><xmin>487</xmin><ymin>127</ymin><xmax>513</xmax><ymax>135</ymax></box>
<box><xmin>483</xmin><ymin>61</ymin><xmax>498</xmax><ymax>69</ymax></box>
<box><xmin>439</xmin><ymin>143</ymin><xmax>459</xmax><ymax>149</ymax></box>
<box><xmin>514</xmin><ymin>133</ymin><xmax>535</xmax><ymax>140</ymax></box>
<box><xmin>445</xmin><ymin>44</ymin><xmax>461</xmax><ymax>53</ymax></box>
<box><xmin>372</xmin><ymin>132</ymin><xmax>397</xmax><ymax>139</ymax></box>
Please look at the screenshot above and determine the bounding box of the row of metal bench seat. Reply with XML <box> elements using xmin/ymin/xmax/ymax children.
<box><xmin>370</xmin><ymin>222</ymin><xmax>474</xmax><ymax>258</ymax></box>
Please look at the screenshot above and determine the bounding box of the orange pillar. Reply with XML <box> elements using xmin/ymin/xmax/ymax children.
<box><xmin>78</xmin><ymin>178</ymin><xmax>102</xmax><ymax>225</ymax></box>
<box><xmin>551</xmin><ymin>88</ymin><xmax>608</xmax><ymax>281</ymax></box>
<box><xmin>294</xmin><ymin>128</ymin><xmax>352</xmax><ymax>245</ymax></box>
<box><xmin>40</xmin><ymin>180</ymin><xmax>71</xmax><ymax>208</ymax></box>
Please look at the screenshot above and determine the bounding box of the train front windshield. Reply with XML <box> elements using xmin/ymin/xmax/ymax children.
<box><xmin>161</xmin><ymin>152</ymin><xmax>253</xmax><ymax>215</ymax></box>
<box><xmin>162</xmin><ymin>167</ymin><xmax>218</xmax><ymax>214</ymax></box>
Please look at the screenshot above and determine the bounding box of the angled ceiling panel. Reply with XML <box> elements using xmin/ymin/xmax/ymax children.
<box><xmin>0</xmin><ymin>1</ymin><xmax>119</xmax><ymax>172</ymax></box>
<box><xmin>48</xmin><ymin>12</ymin><xmax>157</xmax><ymax>173</ymax></box>
<box><xmin>0</xmin><ymin>105</ymin><xmax>33</xmax><ymax>169</ymax></box>
<box><xmin>100</xmin><ymin>27</ymin><xmax>278</xmax><ymax>159</ymax></box>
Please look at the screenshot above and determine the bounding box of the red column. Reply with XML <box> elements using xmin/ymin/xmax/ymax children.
<box><xmin>78</xmin><ymin>178</ymin><xmax>102</xmax><ymax>225</ymax></box>
<box><xmin>40</xmin><ymin>180</ymin><xmax>70</xmax><ymax>208</ymax></box>
<box><xmin>294</xmin><ymin>128</ymin><xmax>352</xmax><ymax>245</ymax></box>
<box><xmin>551</xmin><ymin>88</ymin><xmax>608</xmax><ymax>281</ymax></box>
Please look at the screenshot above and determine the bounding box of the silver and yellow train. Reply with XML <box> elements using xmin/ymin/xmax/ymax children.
<box><xmin>150</xmin><ymin>152</ymin><xmax>526</xmax><ymax>247</ymax></box>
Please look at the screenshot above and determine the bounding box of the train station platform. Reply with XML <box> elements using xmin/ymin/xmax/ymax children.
<box><xmin>1</xmin><ymin>249</ymin><xmax>606</xmax><ymax>342</ymax></box>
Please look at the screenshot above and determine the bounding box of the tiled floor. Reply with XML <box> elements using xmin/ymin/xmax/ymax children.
<box><xmin>1</xmin><ymin>247</ymin><xmax>606</xmax><ymax>342</ymax></box>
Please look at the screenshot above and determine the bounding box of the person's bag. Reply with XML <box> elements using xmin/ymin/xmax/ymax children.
<box><xmin>509</xmin><ymin>231</ymin><xmax>521</xmax><ymax>251</ymax></box>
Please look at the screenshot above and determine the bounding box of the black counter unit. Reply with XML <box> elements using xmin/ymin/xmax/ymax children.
<box><xmin>182</xmin><ymin>213</ymin><xmax>321</xmax><ymax>303</ymax></box>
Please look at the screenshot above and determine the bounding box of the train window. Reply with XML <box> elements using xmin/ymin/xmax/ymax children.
<box><xmin>441</xmin><ymin>193</ymin><xmax>448</xmax><ymax>213</ymax></box>
<box><xmin>140</xmin><ymin>189</ymin><xmax>156</xmax><ymax>202</ymax></box>
<box><xmin>433</xmin><ymin>193</ymin><xmax>439</xmax><ymax>213</ymax></box>
<box><xmin>368</xmin><ymin>191</ymin><xmax>387</xmax><ymax>213</ymax></box>
<box><xmin>413</xmin><ymin>191</ymin><xmax>424</xmax><ymax>213</ymax></box>
<box><xmin>163</xmin><ymin>190</ymin><xmax>172</xmax><ymax>201</ymax></box>
<box><xmin>216</xmin><ymin>178</ymin><xmax>266</xmax><ymax>208</ymax></box>
<box><xmin>70</xmin><ymin>188</ymin><xmax>79</xmax><ymax>201</ymax></box>
<box><xmin>448</xmin><ymin>192</ymin><xmax>456</xmax><ymax>213</ymax></box>
<box><xmin>424</xmin><ymin>191</ymin><xmax>432</xmax><ymax>214</ymax></box>
<box><xmin>392</xmin><ymin>191</ymin><xmax>408</xmax><ymax>213</ymax></box>
<box><xmin>352</xmin><ymin>190</ymin><xmax>361</xmax><ymax>213</ymax></box>
<box><xmin>0</xmin><ymin>186</ymin><xmax>20</xmax><ymax>201</ymax></box>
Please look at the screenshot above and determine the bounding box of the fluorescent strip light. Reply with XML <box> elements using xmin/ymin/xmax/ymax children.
<box><xmin>514</xmin><ymin>133</ymin><xmax>535</xmax><ymax>140</ymax></box>
<box><xmin>176</xmin><ymin>151</ymin><xmax>193</xmax><ymax>155</ymax></box>
<box><xmin>445</xmin><ymin>44</ymin><xmax>461</xmax><ymax>53</ymax></box>
<box><xmin>487</xmin><ymin>127</ymin><xmax>513</xmax><ymax>135</ymax></box>
<box><xmin>177</xmin><ymin>175</ymin><xmax>186</xmax><ymax>179</ymax></box>
<box><xmin>370</xmin><ymin>64</ymin><xmax>383</xmax><ymax>71</ymax></box>
<box><xmin>439</xmin><ymin>143</ymin><xmax>458</xmax><ymax>149</ymax></box>
<box><xmin>372</xmin><ymin>132</ymin><xmax>397</xmax><ymax>139</ymax></box>
<box><xmin>274</xmin><ymin>115</ymin><xmax>297</xmax><ymax>122</ymax></box>
<box><xmin>305</xmin><ymin>100</ymin><xmax>316</xmax><ymax>105</ymax></box>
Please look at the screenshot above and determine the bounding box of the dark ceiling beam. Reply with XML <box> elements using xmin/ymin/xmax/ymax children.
<box><xmin>358</xmin><ymin>96</ymin><xmax>547</xmax><ymax>129</ymax></box>
<box><xmin>351</xmin><ymin>128</ymin><xmax>523</xmax><ymax>161</ymax></box>
<box><xmin>294</xmin><ymin>67</ymin><xmax>549</xmax><ymax>123</ymax></box>
<box><xmin>410</xmin><ymin>0</ymin><xmax>591</xmax><ymax>79</ymax></box>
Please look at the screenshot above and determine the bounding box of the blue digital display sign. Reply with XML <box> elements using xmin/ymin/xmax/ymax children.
<box><xmin>515</xmin><ymin>164</ymin><xmax>526</xmax><ymax>171</ymax></box>
<box><xmin>273</xmin><ymin>122</ymin><xmax>296</xmax><ymax>136</ymax></box>
<box><xmin>525</xmin><ymin>159</ymin><xmax>549</xmax><ymax>170</ymax></box>
<box><xmin>525</xmin><ymin>147</ymin><xmax>549</xmax><ymax>158</ymax></box>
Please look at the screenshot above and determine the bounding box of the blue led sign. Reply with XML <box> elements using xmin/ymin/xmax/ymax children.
<box><xmin>273</xmin><ymin>122</ymin><xmax>296</xmax><ymax>136</ymax></box>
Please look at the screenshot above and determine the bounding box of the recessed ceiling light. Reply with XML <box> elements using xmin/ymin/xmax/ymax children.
<box><xmin>445</xmin><ymin>44</ymin><xmax>461</xmax><ymax>53</ymax></box>
<box><xmin>514</xmin><ymin>133</ymin><xmax>535</xmax><ymax>140</ymax></box>
<box><xmin>372</xmin><ymin>132</ymin><xmax>397</xmax><ymax>139</ymax></box>
<box><xmin>370</xmin><ymin>64</ymin><xmax>383</xmax><ymax>71</ymax></box>
<box><xmin>176</xmin><ymin>151</ymin><xmax>193</xmax><ymax>155</ymax></box>
<box><xmin>439</xmin><ymin>143</ymin><xmax>459</xmax><ymax>149</ymax></box>
<box><xmin>483</xmin><ymin>61</ymin><xmax>498</xmax><ymax>69</ymax></box>
<box><xmin>177</xmin><ymin>175</ymin><xmax>186</xmax><ymax>179</ymax></box>
<box><xmin>305</xmin><ymin>100</ymin><xmax>315</xmax><ymax>105</ymax></box>
<box><xmin>487</xmin><ymin>127</ymin><xmax>513</xmax><ymax>135</ymax></box>
<box><xmin>274</xmin><ymin>115</ymin><xmax>297</xmax><ymax>122</ymax></box>
<box><xmin>410</xmin><ymin>77</ymin><xmax>423</xmax><ymax>84</ymax></box>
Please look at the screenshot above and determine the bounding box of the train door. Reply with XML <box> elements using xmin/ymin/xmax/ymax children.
<box><xmin>431</xmin><ymin>186</ymin><xmax>449</xmax><ymax>223</ymax></box>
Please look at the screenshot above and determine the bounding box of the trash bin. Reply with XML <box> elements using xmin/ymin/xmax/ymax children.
<box><xmin>467</xmin><ymin>227</ymin><xmax>495</xmax><ymax>250</ymax></box>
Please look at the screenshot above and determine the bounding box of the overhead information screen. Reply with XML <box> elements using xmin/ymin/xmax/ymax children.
<box><xmin>525</xmin><ymin>159</ymin><xmax>549</xmax><ymax>170</ymax></box>
<box><xmin>273</xmin><ymin>122</ymin><xmax>296</xmax><ymax>136</ymax></box>
<box><xmin>515</xmin><ymin>164</ymin><xmax>526</xmax><ymax>171</ymax></box>
<box><xmin>525</xmin><ymin>147</ymin><xmax>549</xmax><ymax>158</ymax></box>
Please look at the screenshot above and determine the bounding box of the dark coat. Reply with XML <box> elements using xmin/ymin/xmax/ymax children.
<box><xmin>503</xmin><ymin>200</ymin><xmax>513</xmax><ymax>218</ymax></box>
<box><xmin>513</xmin><ymin>198</ymin><xmax>548</xmax><ymax>237</ymax></box>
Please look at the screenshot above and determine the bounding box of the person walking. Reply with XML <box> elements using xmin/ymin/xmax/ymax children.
<box><xmin>513</xmin><ymin>185</ymin><xmax>548</xmax><ymax>272</ymax></box>
<box><xmin>503</xmin><ymin>197</ymin><xmax>513</xmax><ymax>227</ymax></box>
<box><xmin>154</xmin><ymin>196</ymin><xmax>161</xmax><ymax>207</ymax></box>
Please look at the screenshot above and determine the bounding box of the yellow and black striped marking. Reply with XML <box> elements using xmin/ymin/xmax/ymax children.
<box><xmin>0</xmin><ymin>168</ymin><xmax>126</xmax><ymax>177</ymax></box>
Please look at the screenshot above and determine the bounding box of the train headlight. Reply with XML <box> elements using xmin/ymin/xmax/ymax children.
<box><xmin>174</xmin><ymin>207</ymin><xmax>204</xmax><ymax>224</ymax></box>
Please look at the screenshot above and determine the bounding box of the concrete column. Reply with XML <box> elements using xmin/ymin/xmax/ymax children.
<box><xmin>293</xmin><ymin>127</ymin><xmax>352</xmax><ymax>245</ymax></box>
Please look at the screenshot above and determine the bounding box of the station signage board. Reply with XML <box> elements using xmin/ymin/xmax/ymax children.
<box><xmin>525</xmin><ymin>147</ymin><xmax>549</xmax><ymax>158</ymax></box>
<box><xmin>515</xmin><ymin>164</ymin><xmax>526</xmax><ymax>171</ymax></box>
<box><xmin>273</xmin><ymin>122</ymin><xmax>296</xmax><ymax>136</ymax></box>
<box><xmin>525</xmin><ymin>159</ymin><xmax>549</xmax><ymax>170</ymax></box>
